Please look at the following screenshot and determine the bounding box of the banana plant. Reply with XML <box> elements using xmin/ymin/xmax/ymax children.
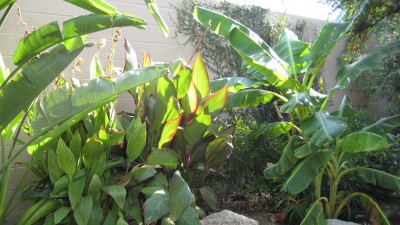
<box><xmin>0</xmin><ymin>0</ymin><xmax>168</xmax><ymax>223</ymax></box>
<box><xmin>194</xmin><ymin>2</ymin><xmax>400</xmax><ymax>224</ymax></box>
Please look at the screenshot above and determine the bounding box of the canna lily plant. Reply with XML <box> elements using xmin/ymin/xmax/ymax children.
<box><xmin>0</xmin><ymin>0</ymin><xmax>168</xmax><ymax>223</ymax></box>
<box><xmin>194</xmin><ymin>0</ymin><xmax>400</xmax><ymax>224</ymax></box>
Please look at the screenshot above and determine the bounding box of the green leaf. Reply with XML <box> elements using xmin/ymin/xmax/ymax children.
<box><xmin>144</xmin><ymin>190</ymin><xmax>169</xmax><ymax>224</ymax></box>
<box><xmin>300</xmin><ymin>201</ymin><xmax>326</xmax><ymax>225</ymax></box>
<box><xmin>123</xmin><ymin>202</ymin><xmax>142</xmax><ymax>224</ymax></box>
<box><xmin>301</xmin><ymin>112</ymin><xmax>347</xmax><ymax>147</ymax></box>
<box><xmin>127</xmin><ymin>122</ymin><xmax>147</xmax><ymax>164</ymax></box>
<box><xmin>199</xmin><ymin>186</ymin><xmax>218</xmax><ymax>210</ymax></box>
<box><xmin>176</xmin><ymin>207</ymin><xmax>200</xmax><ymax>225</ymax></box>
<box><xmin>172</xmin><ymin>68</ymin><xmax>192</xmax><ymax>99</ymax></box>
<box><xmin>82</xmin><ymin>137</ymin><xmax>104</xmax><ymax>168</ymax></box>
<box><xmin>361</xmin><ymin>115</ymin><xmax>400</xmax><ymax>136</ymax></box>
<box><xmin>13</xmin><ymin>21</ymin><xmax>63</xmax><ymax>66</ymax></box>
<box><xmin>144</xmin><ymin>0</ymin><xmax>169</xmax><ymax>37</ymax></box>
<box><xmin>57</xmin><ymin>139</ymin><xmax>76</xmax><ymax>180</ymax></box>
<box><xmin>227</xmin><ymin>89</ymin><xmax>276</xmax><ymax>109</ymax></box>
<box><xmin>273</xmin><ymin>28</ymin><xmax>311</xmax><ymax>75</ymax></box>
<box><xmin>146</xmin><ymin>149</ymin><xmax>179</xmax><ymax>169</ymax></box>
<box><xmin>102</xmin><ymin>185</ymin><xmax>126</xmax><ymax>209</ymax></box>
<box><xmin>69</xmin><ymin>131</ymin><xmax>82</xmax><ymax>163</ymax></box>
<box><xmin>205</xmin><ymin>138</ymin><xmax>233</xmax><ymax>169</ymax></box>
<box><xmin>90</xmin><ymin>55</ymin><xmax>104</xmax><ymax>79</ymax></box>
<box><xmin>192</xmin><ymin>53</ymin><xmax>210</xmax><ymax>100</ymax></box>
<box><xmin>68</xmin><ymin>177</ymin><xmax>86</xmax><ymax>209</ymax></box>
<box><xmin>0</xmin><ymin>44</ymin><xmax>83</xmax><ymax>133</ymax></box>
<box><xmin>109</xmin><ymin>131</ymin><xmax>126</xmax><ymax>145</ymax></box>
<box><xmin>169</xmin><ymin>171</ymin><xmax>192</xmax><ymax>221</ymax></box>
<box><xmin>89</xmin><ymin>204</ymin><xmax>103</xmax><ymax>225</ymax></box>
<box><xmin>162</xmin><ymin>217</ymin><xmax>176</xmax><ymax>225</ymax></box>
<box><xmin>335</xmin><ymin>41</ymin><xmax>400</xmax><ymax>90</ymax></box>
<box><xmin>359</xmin><ymin>194</ymin><xmax>391</xmax><ymax>225</ymax></box>
<box><xmin>197</xmin><ymin>83</ymin><xmax>227</xmax><ymax>117</ymax></box>
<box><xmin>17</xmin><ymin>199</ymin><xmax>61</xmax><ymax>225</ymax></box>
<box><xmin>64</xmin><ymin>0</ymin><xmax>119</xmax><ymax>15</ymax></box>
<box><xmin>283</xmin><ymin>151</ymin><xmax>332</xmax><ymax>195</ymax></box>
<box><xmin>280</xmin><ymin>92</ymin><xmax>314</xmax><ymax>113</ymax></box>
<box><xmin>357</xmin><ymin>167</ymin><xmax>400</xmax><ymax>190</ymax></box>
<box><xmin>339</xmin><ymin>132</ymin><xmax>389</xmax><ymax>153</ymax></box>
<box><xmin>294</xmin><ymin>142</ymin><xmax>319</xmax><ymax>158</ymax></box>
<box><xmin>54</xmin><ymin>206</ymin><xmax>71</xmax><ymax>224</ymax></box>
<box><xmin>123</xmin><ymin>38</ymin><xmax>138</xmax><ymax>71</ymax></box>
<box><xmin>130</xmin><ymin>167</ymin><xmax>157</xmax><ymax>182</ymax></box>
<box><xmin>183</xmin><ymin>111</ymin><xmax>212</xmax><ymax>150</ymax></box>
<box><xmin>48</xmin><ymin>149</ymin><xmax>63</xmax><ymax>183</ymax></box>
<box><xmin>331</xmin><ymin>95</ymin><xmax>355</xmax><ymax>118</ymax></box>
<box><xmin>255</xmin><ymin>122</ymin><xmax>294</xmax><ymax>139</ymax></box>
<box><xmin>210</xmin><ymin>77</ymin><xmax>262</xmax><ymax>93</ymax></box>
<box><xmin>158</xmin><ymin>116</ymin><xmax>181</xmax><ymax>148</ymax></box>
<box><xmin>264</xmin><ymin>136</ymin><xmax>303</xmax><ymax>178</ymax></box>
<box><xmin>0</xmin><ymin>0</ymin><xmax>16</xmax><ymax>11</ymax></box>
<box><xmin>88</xmin><ymin>175</ymin><xmax>102</xmax><ymax>201</ymax></box>
<box><xmin>43</xmin><ymin>213</ymin><xmax>55</xmax><ymax>225</ymax></box>
<box><xmin>73</xmin><ymin>196</ymin><xmax>93</xmax><ymax>225</ymax></box>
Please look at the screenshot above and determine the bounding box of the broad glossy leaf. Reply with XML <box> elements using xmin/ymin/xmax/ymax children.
<box><xmin>280</xmin><ymin>92</ymin><xmax>313</xmax><ymax>113</ymax></box>
<box><xmin>359</xmin><ymin>194</ymin><xmax>390</xmax><ymax>225</ymax></box>
<box><xmin>199</xmin><ymin>186</ymin><xmax>218</xmax><ymax>210</ymax></box>
<box><xmin>283</xmin><ymin>151</ymin><xmax>331</xmax><ymax>195</ymax></box>
<box><xmin>88</xmin><ymin>175</ymin><xmax>102</xmax><ymax>201</ymax></box>
<box><xmin>109</xmin><ymin>131</ymin><xmax>126</xmax><ymax>145</ymax></box>
<box><xmin>124</xmin><ymin>38</ymin><xmax>138</xmax><ymax>71</ymax></box>
<box><xmin>255</xmin><ymin>122</ymin><xmax>294</xmax><ymax>139</ymax></box>
<box><xmin>73</xmin><ymin>196</ymin><xmax>93</xmax><ymax>225</ymax></box>
<box><xmin>82</xmin><ymin>137</ymin><xmax>104</xmax><ymax>168</ymax></box>
<box><xmin>63</xmin><ymin>14</ymin><xmax>146</xmax><ymax>39</ymax></box>
<box><xmin>361</xmin><ymin>115</ymin><xmax>400</xmax><ymax>136</ymax></box>
<box><xmin>0</xmin><ymin>0</ymin><xmax>16</xmax><ymax>11</ymax></box>
<box><xmin>144</xmin><ymin>0</ymin><xmax>169</xmax><ymax>37</ymax></box>
<box><xmin>158</xmin><ymin>116</ymin><xmax>181</xmax><ymax>148</ymax></box>
<box><xmin>64</xmin><ymin>0</ymin><xmax>119</xmax><ymax>15</ymax></box>
<box><xmin>130</xmin><ymin>167</ymin><xmax>157</xmax><ymax>182</ymax></box>
<box><xmin>176</xmin><ymin>207</ymin><xmax>200</xmax><ymax>225</ymax></box>
<box><xmin>192</xmin><ymin>53</ymin><xmax>210</xmax><ymax>100</ymax></box>
<box><xmin>90</xmin><ymin>55</ymin><xmax>103</xmax><ymax>79</ymax></box>
<box><xmin>300</xmin><ymin>201</ymin><xmax>326</xmax><ymax>225</ymax></box>
<box><xmin>57</xmin><ymin>139</ymin><xmax>76</xmax><ymax>180</ymax></box>
<box><xmin>205</xmin><ymin>137</ymin><xmax>233</xmax><ymax>169</ymax></box>
<box><xmin>25</xmin><ymin>67</ymin><xmax>166</xmax><ymax>158</ymax></box>
<box><xmin>127</xmin><ymin>122</ymin><xmax>146</xmax><ymax>164</ymax></box>
<box><xmin>183</xmin><ymin>110</ymin><xmax>212</xmax><ymax>149</ymax></box>
<box><xmin>331</xmin><ymin>95</ymin><xmax>355</xmax><ymax>118</ymax></box>
<box><xmin>54</xmin><ymin>206</ymin><xmax>71</xmax><ymax>223</ymax></box>
<box><xmin>357</xmin><ymin>167</ymin><xmax>400</xmax><ymax>190</ymax></box>
<box><xmin>0</xmin><ymin>44</ymin><xmax>83</xmax><ymax>133</ymax></box>
<box><xmin>339</xmin><ymin>132</ymin><xmax>389</xmax><ymax>153</ymax></box>
<box><xmin>13</xmin><ymin>21</ymin><xmax>63</xmax><ymax>66</ymax></box>
<box><xmin>301</xmin><ymin>112</ymin><xmax>347</xmax><ymax>147</ymax></box>
<box><xmin>335</xmin><ymin>41</ymin><xmax>400</xmax><ymax>90</ymax></box>
<box><xmin>264</xmin><ymin>136</ymin><xmax>303</xmax><ymax>178</ymax></box>
<box><xmin>144</xmin><ymin>190</ymin><xmax>169</xmax><ymax>224</ymax></box>
<box><xmin>197</xmin><ymin>83</ymin><xmax>227</xmax><ymax>116</ymax></box>
<box><xmin>210</xmin><ymin>77</ymin><xmax>262</xmax><ymax>93</ymax></box>
<box><xmin>181</xmin><ymin>82</ymin><xmax>198</xmax><ymax>118</ymax></box>
<box><xmin>69</xmin><ymin>177</ymin><xmax>86</xmax><ymax>209</ymax></box>
<box><xmin>48</xmin><ymin>149</ymin><xmax>63</xmax><ymax>183</ymax></box>
<box><xmin>227</xmin><ymin>89</ymin><xmax>275</xmax><ymax>109</ymax></box>
<box><xmin>172</xmin><ymin>68</ymin><xmax>192</xmax><ymax>99</ymax></box>
<box><xmin>169</xmin><ymin>171</ymin><xmax>192</xmax><ymax>221</ymax></box>
<box><xmin>294</xmin><ymin>142</ymin><xmax>319</xmax><ymax>158</ymax></box>
<box><xmin>147</xmin><ymin>173</ymin><xmax>168</xmax><ymax>190</ymax></box>
<box><xmin>102</xmin><ymin>185</ymin><xmax>126</xmax><ymax>209</ymax></box>
<box><xmin>273</xmin><ymin>28</ymin><xmax>311</xmax><ymax>75</ymax></box>
<box><xmin>146</xmin><ymin>149</ymin><xmax>179</xmax><ymax>169</ymax></box>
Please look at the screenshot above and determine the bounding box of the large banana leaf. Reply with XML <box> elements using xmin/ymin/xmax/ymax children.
<box><xmin>301</xmin><ymin>112</ymin><xmax>347</xmax><ymax>147</ymax></box>
<box><xmin>254</xmin><ymin>122</ymin><xmax>294</xmax><ymax>139</ymax></box>
<box><xmin>300</xmin><ymin>201</ymin><xmax>327</xmax><ymax>225</ymax></box>
<box><xmin>357</xmin><ymin>167</ymin><xmax>400</xmax><ymax>190</ymax></box>
<box><xmin>0</xmin><ymin>43</ymin><xmax>84</xmax><ymax>133</ymax></box>
<box><xmin>361</xmin><ymin>115</ymin><xmax>400</xmax><ymax>136</ymax></box>
<box><xmin>64</xmin><ymin>0</ymin><xmax>119</xmax><ymax>15</ymax></box>
<box><xmin>359</xmin><ymin>194</ymin><xmax>391</xmax><ymax>225</ymax></box>
<box><xmin>0</xmin><ymin>0</ymin><xmax>15</xmax><ymax>11</ymax></box>
<box><xmin>227</xmin><ymin>89</ymin><xmax>277</xmax><ymax>109</ymax></box>
<box><xmin>210</xmin><ymin>77</ymin><xmax>262</xmax><ymax>93</ymax></box>
<box><xmin>331</xmin><ymin>95</ymin><xmax>355</xmax><ymax>118</ymax></box>
<box><xmin>339</xmin><ymin>132</ymin><xmax>389</xmax><ymax>153</ymax></box>
<box><xmin>273</xmin><ymin>28</ymin><xmax>311</xmax><ymax>75</ymax></box>
<box><xmin>264</xmin><ymin>136</ymin><xmax>303</xmax><ymax>178</ymax></box>
<box><xmin>334</xmin><ymin>40</ymin><xmax>400</xmax><ymax>90</ymax></box>
<box><xmin>282</xmin><ymin>151</ymin><xmax>332</xmax><ymax>195</ymax></box>
<box><xmin>13</xmin><ymin>14</ymin><xmax>146</xmax><ymax>66</ymax></box>
<box><xmin>144</xmin><ymin>0</ymin><xmax>169</xmax><ymax>37</ymax></box>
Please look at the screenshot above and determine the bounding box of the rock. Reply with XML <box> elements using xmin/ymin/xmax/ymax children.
<box><xmin>200</xmin><ymin>210</ymin><xmax>259</xmax><ymax>225</ymax></box>
<box><xmin>327</xmin><ymin>219</ymin><xmax>360</xmax><ymax>225</ymax></box>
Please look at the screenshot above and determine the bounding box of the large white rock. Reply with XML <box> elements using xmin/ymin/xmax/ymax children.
<box><xmin>200</xmin><ymin>210</ymin><xmax>259</xmax><ymax>225</ymax></box>
<box><xmin>327</xmin><ymin>219</ymin><xmax>360</xmax><ymax>225</ymax></box>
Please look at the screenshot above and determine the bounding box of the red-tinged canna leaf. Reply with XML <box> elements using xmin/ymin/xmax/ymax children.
<box><xmin>205</xmin><ymin>137</ymin><xmax>233</xmax><ymax>169</ymax></box>
<box><xmin>158</xmin><ymin>116</ymin><xmax>182</xmax><ymax>148</ymax></box>
<box><xmin>192</xmin><ymin>53</ymin><xmax>210</xmax><ymax>100</ymax></box>
<box><xmin>183</xmin><ymin>111</ymin><xmax>212</xmax><ymax>150</ymax></box>
<box><xmin>197</xmin><ymin>83</ymin><xmax>228</xmax><ymax>117</ymax></box>
<box><xmin>181</xmin><ymin>82</ymin><xmax>198</xmax><ymax>119</ymax></box>
<box><xmin>172</xmin><ymin>68</ymin><xmax>192</xmax><ymax>99</ymax></box>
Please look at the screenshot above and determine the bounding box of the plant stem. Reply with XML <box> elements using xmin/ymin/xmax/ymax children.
<box><xmin>0</xmin><ymin>3</ymin><xmax>14</xmax><ymax>30</ymax></box>
<box><xmin>273</xmin><ymin>101</ymin><xmax>291</xmax><ymax>138</ymax></box>
<box><xmin>333</xmin><ymin>192</ymin><xmax>364</xmax><ymax>218</ymax></box>
<box><xmin>319</xmin><ymin>89</ymin><xmax>335</xmax><ymax>112</ymax></box>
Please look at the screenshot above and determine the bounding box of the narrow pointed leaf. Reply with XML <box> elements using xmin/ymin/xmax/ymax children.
<box><xmin>144</xmin><ymin>0</ymin><xmax>169</xmax><ymax>37</ymax></box>
<box><xmin>124</xmin><ymin>39</ymin><xmax>138</xmax><ymax>71</ymax></box>
<box><xmin>54</xmin><ymin>206</ymin><xmax>71</xmax><ymax>223</ymax></box>
<box><xmin>68</xmin><ymin>177</ymin><xmax>86</xmax><ymax>209</ymax></box>
<box><xmin>339</xmin><ymin>132</ymin><xmax>389</xmax><ymax>153</ymax></box>
<box><xmin>144</xmin><ymin>190</ymin><xmax>169</xmax><ymax>224</ymax></box>
<box><xmin>158</xmin><ymin>116</ymin><xmax>181</xmax><ymax>148</ymax></box>
<box><xmin>169</xmin><ymin>171</ymin><xmax>192</xmax><ymax>221</ymax></box>
<box><xmin>102</xmin><ymin>185</ymin><xmax>126</xmax><ymax>209</ymax></box>
<box><xmin>300</xmin><ymin>201</ymin><xmax>326</xmax><ymax>225</ymax></box>
<box><xmin>357</xmin><ymin>167</ymin><xmax>400</xmax><ymax>190</ymax></box>
<box><xmin>48</xmin><ymin>149</ymin><xmax>63</xmax><ymax>183</ymax></box>
<box><xmin>361</xmin><ymin>115</ymin><xmax>400</xmax><ymax>136</ymax></box>
<box><xmin>192</xmin><ymin>53</ymin><xmax>210</xmax><ymax>100</ymax></box>
<box><xmin>199</xmin><ymin>186</ymin><xmax>218</xmax><ymax>210</ymax></box>
<box><xmin>334</xmin><ymin>41</ymin><xmax>400</xmax><ymax>90</ymax></box>
<box><xmin>57</xmin><ymin>139</ymin><xmax>76</xmax><ymax>180</ymax></box>
<box><xmin>64</xmin><ymin>0</ymin><xmax>119</xmax><ymax>15</ymax></box>
<box><xmin>73</xmin><ymin>196</ymin><xmax>93</xmax><ymax>225</ymax></box>
<box><xmin>283</xmin><ymin>151</ymin><xmax>332</xmax><ymax>195</ymax></box>
<box><xmin>127</xmin><ymin>122</ymin><xmax>146</xmax><ymax>164</ymax></box>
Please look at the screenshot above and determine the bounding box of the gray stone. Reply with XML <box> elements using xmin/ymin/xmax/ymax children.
<box><xmin>200</xmin><ymin>210</ymin><xmax>259</xmax><ymax>225</ymax></box>
<box><xmin>327</xmin><ymin>219</ymin><xmax>360</xmax><ymax>225</ymax></box>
